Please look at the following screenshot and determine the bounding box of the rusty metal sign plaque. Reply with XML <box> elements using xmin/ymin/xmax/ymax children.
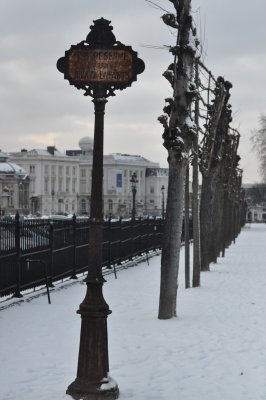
<box><xmin>57</xmin><ymin>18</ymin><xmax>145</xmax><ymax>98</ymax></box>
<box><xmin>68</xmin><ymin>49</ymin><xmax>133</xmax><ymax>83</ymax></box>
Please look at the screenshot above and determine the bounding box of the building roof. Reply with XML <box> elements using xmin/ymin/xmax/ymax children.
<box><xmin>104</xmin><ymin>153</ymin><xmax>159</xmax><ymax>167</ymax></box>
<box><xmin>27</xmin><ymin>149</ymin><xmax>67</xmax><ymax>157</ymax></box>
<box><xmin>9</xmin><ymin>147</ymin><xmax>79</xmax><ymax>161</ymax></box>
<box><xmin>0</xmin><ymin>161</ymin><xmax>27</xmax><ymax>176</ymax></box>
<box><xmin>0</xmin><ymin>151</ymin><xmax>9</xmax><ymax>162</ymax></box>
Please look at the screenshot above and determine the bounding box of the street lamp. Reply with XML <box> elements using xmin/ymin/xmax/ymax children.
<box><xmin>130</xmin><ymin>172</ymin><xmax>138</xmax><ymax>220</ymax></box>
<box><xmin>51</xmin><ymin>190</ymin><xmax>55</xmax><ymax>214</ymax></box>
<box><xmin>18</xmin><ymin>182</ymin><xmax>23</xmax><ymax>213</ymax></box>
<box><xmin>161</xmin><ymin>185</ymin><xmax>165</xmax><ymax>219</ymax></box>
<box><xmin>57</xmin><ymin>17</ymin><xmax>144</xmax><ymax>400</ymax></box>
<box><xmin>76</xmin><ymin>193</ymin><xmax>80</xmax><ymax>215</ymax></box>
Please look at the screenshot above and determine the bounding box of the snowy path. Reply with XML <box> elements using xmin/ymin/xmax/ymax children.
<box><xmin>0</xmin><ymin>223</ymin><xmax>266</xmax><ymax>400</ymax></box>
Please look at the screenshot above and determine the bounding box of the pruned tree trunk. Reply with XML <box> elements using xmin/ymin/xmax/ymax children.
<box><xmin>159</xmin><ymin>154</ymin><xmax>187</xmax><ymax>318</ymax></box>
<box><xmin>158</xmin><ymin>0</ymin><xmax>198</xmax><ymax>319</ymax></box>
<box><xmin>220</xmin><ymin>130</ymin><xmax>240</xmax><ymax>255</ymax></box>
<box><xmin>200</xmin><ymin>174</ymin><xmax>215</xmax><ymax>270</ymax></box>
<box><xmin>185</xmin><ymin>162</ymin><xmax>190</xmax><ymax>289</ymax></box>
<box><xmin>200</xmin><ymin>78</ymin><xmax>232</xmax><ymax>271</ymax></box>
<box><xmin>192</xmin><ymin>60</ymin><xmax>201</xmax><ymax>287</ymax></box>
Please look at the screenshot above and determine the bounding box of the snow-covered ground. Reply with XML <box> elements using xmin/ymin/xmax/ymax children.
<box><xmin>1</xmin><ymin>223</ymin><xmax>266</xmax><ymax>400</ymax></box>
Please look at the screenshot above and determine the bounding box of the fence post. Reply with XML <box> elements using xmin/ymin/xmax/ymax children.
<box><xmin>118</xmin><ymin>217</ymin><xmax>122</xmax><ymax>265</ymax></box>
<box><xmin>153</xmin><ymin>217</ymin><xmax>157</xmax><ymax>249</ymax></box>
<box><xmin>138</xmin><ymin>216</ymin><xmax>142</xmax><ymax>256</ymax></box>
<box><xmin>130</xmin><ymin>217</ymin><xmax>135</xmax><ymax>260</ymax></box>
<box><xmin>14</xmin><ymin>211</ymin><xmax>23</xmax><ymax>298</ymax></box>
<box><xmin>107</xmin><ymin>216</ymin><xmax>112</xmax><ymax>269</ymax></box>
<box><xmin>109</xmin><ymin>217</ymin><xmax>118</xmax><ymax>279</ymax></box>
<box><xmin>143</xmin><ymin>217</ymin><xmax>149</xmax><ymax>265</ymax></box>
<box><xmin>71</xmin><ymin>214</ymin><xmax>78</xmax><ymax>279</ymax></box>
<box><xmin>49</xmin><ymin>221</ymin><xmax>55</xmax><ymax>287</ymax></box>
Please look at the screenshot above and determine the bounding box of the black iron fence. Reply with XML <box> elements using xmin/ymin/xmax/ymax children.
<box><xmin>0</xmin><ymin>214</ymin><xmax>169</xmax><ymax>299</ymax></box>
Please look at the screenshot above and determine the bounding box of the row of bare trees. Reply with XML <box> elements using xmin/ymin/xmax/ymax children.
<box><xmin>157</xmin><ymin>0</ymin><xmax>246</xmax><ymax>319</ymax></box>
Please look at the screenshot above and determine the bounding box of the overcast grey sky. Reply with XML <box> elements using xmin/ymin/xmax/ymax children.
<box><xmin>0</xmin><ymin>0</ymin><xmax>265</xmax><ymax>183</ymax></box>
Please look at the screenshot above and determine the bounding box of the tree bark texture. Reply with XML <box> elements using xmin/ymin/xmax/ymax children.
<box><xmin>158</xmin><ymin>0</ymin><xmax>196</xmax><ymax>319</ymax></box>
<box><xmin>159</xmin><ymin>153</ymin><xmax>187</xmax><ymax>318</ymax></box>
<box><xmin>185</xmin><ymin>163</ymin><xmax>190</xmax><ymax>289</ymax></box>
<box><xmin>192</xmin><ymin>60</ymin><xmax>201</xmax><ymax>287</ymax></box>
<box><xmin>200</xmin><ymin>79</ymin><xmax>232</xmax><ymax>271</ymax></box>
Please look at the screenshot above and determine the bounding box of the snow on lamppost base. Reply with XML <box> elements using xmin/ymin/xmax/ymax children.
<box><xmin>67</xmin><ymin>375</ymin><xmax>119</xmax><ymax>400</ymax></box>
<box><xmin>66</xmin><ymin>275</ymin><xmax>119</xmax><ymax>400</ymax></box>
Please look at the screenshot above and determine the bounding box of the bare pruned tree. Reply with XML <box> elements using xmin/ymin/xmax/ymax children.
<box><xmin>158</xmin><ymin>0</ymin><xmax>199</xmax><ymax>319</ymax></box>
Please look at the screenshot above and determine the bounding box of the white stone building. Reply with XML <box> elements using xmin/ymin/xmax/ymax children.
<box><xmin>145</xmin><ymin>168</ymin><xmax>168</xmax><ymax>217</ymax></box>
<box><xmin>247</xmin><ymin>204</ymin><xmax>266</xmax><ymax>222</ymax></box>
<box><xmin>9</xmin><ymin>137</ymin><xmax>169</xmax><ymax>217</ymax></box>
<box><xmin>10</xmin><ymin>147</ymin><xmax>80</xmax><ymax>215</ymax></box>
<box><xmin>0</xmin><ymin>151</ymin><xmax>30</xmax><ymax>215</ymax></box>
<box><xmin>67</xmin><ymin>137</ymin><xmax>168</xmax><ymax>218</ymax></box>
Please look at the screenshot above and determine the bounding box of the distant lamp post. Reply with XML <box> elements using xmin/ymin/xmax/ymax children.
<box><xmin>161</xmin><ymin>185</ymin><xmax>165</xmax><ymax>219</ymax></box>
<box><xmin>130</xmin><ymin>172</ymin><xmax>138</xmax><ymax>220</ymax></box>
<box><xmin>18</xmin><ymin>182</ymin><xmax>23</xmax><ymax>213</ymax></box>
<box><xmin>51</xmin><ymin>190</ymin><xmax>55</xmax><ymax>214</ymax></box>
<box><xmin>76</xmin><ymin>193</ymin><xmax>80</xmax><ymax>214</ymax></box>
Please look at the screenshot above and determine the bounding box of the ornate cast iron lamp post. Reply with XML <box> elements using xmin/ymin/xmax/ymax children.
<box><xmin>57</xmin><ymin>18</ymin><xmax>144</xmax><ymax>400</ymax></box>
<box><xmin>130</xmin><ymin>172</ymin><xmax>138</xmax><ymax>220</ymax></box>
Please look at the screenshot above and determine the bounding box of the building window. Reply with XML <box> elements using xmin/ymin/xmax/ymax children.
<box><xmin>44</xmin><ymin>179</ymin><xmax>49</xmax><ymax>194</ymax></box>
<box><xmin>72</xmin><ymin>166</ymin><xmax>76</xmax><ymax>176</ymax></box>
<box><xmin>80</xmin><ymin>181</ymin><xmax>86</xmax><ymax>194</ymax></box>
<box><xmin>30</xmin><ymin>165</ymin><xmax>35</xmax><ymax>174</ymax></box>
<box><xmin>108</xmin><ymin>199</ymin><xmax>113</xmax><ymax>211</ymax></box>
<box><xmin>124</xmin><ymin>170</ymin><xmax>127</xmax><ymax>177</ymax></box>
<box><xmin>9</xmin><ymin>191</ymin><xmax>14</xmax><ymax>206</ymax></box>
<box><xmin>81</xmin><ymin>199</ymin><xmax>86</xmax><ymax>212</ymax></box>
<box><xmin>72</xmin><ymin>179</ymin><xmax>76</xmax><ymax>193</ymax></box>
<box><xmin>44</xmin><ymin>165</ymin><xmax>49</xmax><ymax>175</ymax></box>
<box><xmin>66</xmin><ymin>166</ymin><xmax>70</xmax><ymax>176</ymax></box>
<box><xmin>66</xmin><ymin>179</ymin><xmax>70</xmax><ymax>193</ymax></box>
<box><xmin>51</xmin><ymin>165</ymin><xmax>56</xmax><ymax>176</ymax></box>
<box><xmin>140</xmin><ymin>171</ymin><xmax>143</xmax><ymax>178</ymax></box>
<box><xmin>150</xmin><ymin>200</ymin><xmax>154</xmax><ymax>204</ymax></box>
<box><xmin>150</xmin><ymin>186</ymin><xmax>154</xmax><ymax>194</ymax></box>
<box><xmin>59</xmin><ymin>166</ymin><xmax>63</xmax><ymax>176</ymax></box>
<box><xmin>30</xmin><ymin>179</ymin><xmax>35</xmax><ymax>193</ymax></box>
<box><xmin>81</xmin><ymin>169</ymin><xmax>86</xmax><ymax>178</ymax></box>
<box><xmin>51</xmin><ymin>179</ymin><xmax>55</xmax><ymax>195</ymax></box>
<box><xmin>59</xmin><ymin>179</ymin><xmax>63</xmax><ymax>192</ymax></box>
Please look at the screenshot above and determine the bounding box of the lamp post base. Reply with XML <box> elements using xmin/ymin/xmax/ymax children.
<box><xmin>66</xmin><ymin>375</ymin><xmax>119</xmax><ymax>400</ymax></box>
